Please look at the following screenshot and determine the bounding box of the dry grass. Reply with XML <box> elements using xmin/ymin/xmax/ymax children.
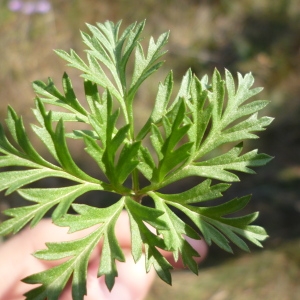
<box><xmin>147</xmin><ymin>238</ymin><xmax>300</xmax><ymax>300</ymax></box>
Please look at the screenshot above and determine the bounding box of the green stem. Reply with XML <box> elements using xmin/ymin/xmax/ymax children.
<box><xmin>123</xmin><ymin>90</ymin><xmax>140</xmax><ymax>195</ymax></box>
<box><xmin>132</xmin><ymin>168</ymin><xmax>140</xmax><ymax>197</ymax></box>
<box><xmin>126</xmin><ymin>100</ymin><xmax>135</xmax><ymax>139</ymax></box>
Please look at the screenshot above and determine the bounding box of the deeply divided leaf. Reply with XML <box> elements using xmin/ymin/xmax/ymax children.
<box><xmin>0</xmin><ymin>19</ymin><xmax>273</xmax><ymax>299</ymax></box>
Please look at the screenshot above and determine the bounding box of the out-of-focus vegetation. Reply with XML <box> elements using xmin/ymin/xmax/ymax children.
<box><xmin>147</xmin><ymin>238</ymin><xmax>300</xmax><ymax>300</ymax></box>
<box><xmin>0</xmin><ymin>0</ymin><xmax>299</xmax><ymax>298</ymax></box>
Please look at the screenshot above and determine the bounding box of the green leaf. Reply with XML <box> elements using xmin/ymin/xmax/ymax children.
<box><xmin>166</xmin><ymin>196</ymin><xmax>268</xmax><ymax>253</ymax></box>
<box><xmin>155</xmin><ymin>179</ymin><xmax>230</xmax><ymax>204</ymax></box>
<box><xmin>81</xmin><ymin>31</ymin><xmax>118</xmax><ymax>87</ymax></box>
<box><xmin>0</xmin><ymin>122</ymin><xmax>21</xmax><ymax>156</ymax></box>
<box><xmin>102</xmin><ymin>121</ymin><xmax>129</xmax><ymax>184</ymax></box>
<box><xmin>23</xmin><ymin>260</ymin><xmax>74</xmax><ymax>300</ymax></box>
<box><xmin>210</xmin><ymin>68</ymin><xmax>225</xmax><ymax>123</ymax></box>
<box><xmin>120</xmin><ymin>21</ymin><xmax>146</xmax><ymax>77</ymax></box>
<box><xmin>23</xmin><ymin>229</ymin><xmax>103</xmax><ymax>300</ymax></box>
<box><xmin>51</xmin><ymin>119</ymin><xmax>99</xmax><ymax>183</ymax></box>
<box><xmin>125</xmin><ymin>197</ymin><xmax>168</xmax><ymax>258</ymax></box>
<box><xmin>61</xmin><ymin>72</ymin><xmax>88</xmax><ymax>115</ymax></box>
<box><xmin>32</xmin><ymin>76</ymin><xmax>88</xmax><ymax>123</ymax></box>
<box><xmin>54</xmin><ymin>49</ymin><xmax>89</xmax><ymax>74</ymax></box>
<box><xmin>137</xmin><ymin>71</ymin><xmax>173</xmax><ymax>140</ymax></box>
<box><xmin>86</xmin><ymin>90</ymin><xmax>109</xmax><ymax>145</ymax></box>
<box><xmin>0</xmin><ymin>184</ymin><xmax>100</xmax><ymax>236</ymax></box>
<box><xmin>128</xmin><ymin>31</ymin><xmax>169</xmax><ymax>102</ymax></box>
<box><xmin>31</xmin><ymin>99</ymin><xmax>60</xmax><ymax>160</ymax></box>
<box><xmin>151</xmin><ymin>99</ymin><xmax>193</xmax><ymax>183</ymax></box>
<box><xmin>150</xmin><ymin>123</ymin><xmax>164</xmax><ymax>161</ymax></box>
<box><xmin>57</xmin><ymin>200</ymin><xmax>126</xmax><ymax>290</ymax></box>
<box><xmin>125</xmin><ymin>196</ymin><xmax>173</xmax><ymax>284</ymax></box>
<box><xmin>24</xmin><ymin>199</ymin><xmax>125</xmax><ymax>299</ymax></box>
<box><xmin>167</xmin><ymin>69</ymin><xmax>193</xmax><ymax>112</ymax></box>
<box><xmin>5</xmin><ymin>107</ymin><xmax>57</xmax><ymax>169</ymax></box>
<box><xmin>149</xmin><ymin>191</ymin><xmax>201</xmax><ymax>274</ymax></box>
<box><xmin>163</xmin><ymin>143</ymin><xmax>273</xmax><ymax>185</ymax></box>
<box><xmin>187</xmin><ymin>75</ymin><xmax>212</xmax><ymax>154</ymax></box>
<box><xmin>0</xmin><ymin>169</ymin><xmax>78</xmax><ymax>195</ymax></box>
<box><xmin>97</xmin><ymin>208</ymin><xmax>126</xmax><ymax>290</ymax></box>
<box><xmin>137</xmin><ymin>146</ymin><xmax>156</xmax><ymax>180</ymax></box>
<box><xmin>83</xmin><ymin>134</ymin><xmax>106</xmax><ymax>173</ymax></box>
<box><xmin>0</xmin><ymin>20</ymin><xmax>274</xmax><ymax>296</ymax></box>
<box><xmin>144</xmin><ymin>243</ymin><xmax>173</xmax><ymax>285</ymax></box>
<box><xmin>116</xmin><ymin>141</ymin><xmax>141</xmax><ymax>184</ymax></box>
<box><xmin>83</xmin><ymin>79</ymin><xmax>101</xmax><ymax>114</ymax></box>
<box><xmin>221</xmin><ymin>113</ymin><xmax>274</xmax><ymax>143</ymax></box>
<box><xmin>0</xmin><ymin>155</ymin><xmax>40</xmax><ymax>169</ymax></box>
<box><xmin>21</xmin><ymin>184</ymin><xmax>102</xmax><ymax>222</ymax></box>
<box><xmin>55</xmin><ymin>199</ymin><xmax>125</xmax><ymax>233</ymax></box>
<box><xmin>192</xmin><ymin>143</ymin><xmax>273</xmax><ymax>181</ymax></box>
<box><xmin>191</xmin><ymin>70</ymin><xmax>274</xmax><ymax>159</ymax></box>
<box><xmin>84</xmin><ymin>53</ymin><xmax>119</xmax><ymax>97</ymax></box>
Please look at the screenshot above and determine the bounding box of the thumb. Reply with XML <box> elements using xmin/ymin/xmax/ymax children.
<box><xmin>83</xmin><ymin>252</ymin><xmax>155</xmax><ymax>300</ymax></box>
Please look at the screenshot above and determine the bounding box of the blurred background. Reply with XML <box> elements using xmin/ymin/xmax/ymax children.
<box><xmin>0</xmin><ymin>0</ymin><xmax>300</xmax><ymax>299</ymax></box>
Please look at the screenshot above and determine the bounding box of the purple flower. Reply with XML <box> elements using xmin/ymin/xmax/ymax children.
<box><xmin>7</xmin><ymin>0</ymin><xmax>52</xmax><ymax>15</ymax></box>
<box><xmin>35</xmin><ymin>0</ymin><xmax>52</xmax><ymax>14</ymax></box>
<box><xmin>8</xmin><ymin>0</ymin><xmax>23</xmax><ymax>11</ymax></box>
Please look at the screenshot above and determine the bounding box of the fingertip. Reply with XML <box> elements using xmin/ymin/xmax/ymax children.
<box><xmin>162</xmin><ymin>236</ymin><xmax>208</xmax><ymax>269</ymax></box>
<box><xmin>185</xmin><ymin>236</ymin><xmax>209</xmax><ymax>264</ymax></box>
<box><xmin>86</xmin><ymin>253</ymin><xmax>156</xmax><ymax>300</ymax></box>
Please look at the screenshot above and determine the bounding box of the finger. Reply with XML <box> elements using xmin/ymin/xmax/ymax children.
<box><xmin>19</xmin><ymin>211</ymin><xmax>131</xmax><ymax>263</ymax></box>
<box><xmin>160</xmin><ymin>236</ymin><xmax>208</xmax><ymax>269</ymax></box>
<box><xmin>12</xmin><ymin>211</ymin><xmax>207</xmax><ymax>299</ymax></box>
<box><xmin>84</xmin><ymin>252</ymin><xmax>156</xmax><ymax>300</ymax></box>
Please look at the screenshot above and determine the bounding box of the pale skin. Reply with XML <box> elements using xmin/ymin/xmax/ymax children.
<box><xmin>0</xmin><ymin>211</ymin><xmax>208</xmax><ymax>300</ymax></box>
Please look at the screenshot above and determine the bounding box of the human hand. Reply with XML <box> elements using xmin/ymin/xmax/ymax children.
<box><xmin>0</xmin><ymin>211</ymin><xmax>207</xmax><ymax>300</ymax></box>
